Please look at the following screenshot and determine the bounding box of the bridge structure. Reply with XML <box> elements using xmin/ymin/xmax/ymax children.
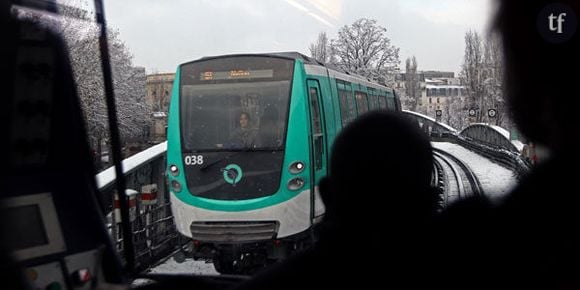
<box><xmin>403</xmin><ymin>110</ymin><xmax>531</xmax><ymax>176</ymax></box>
<box><xmin>97</xmin><ymin>111</ymin><xmax>531</xmax><ymax>273</ymax></box>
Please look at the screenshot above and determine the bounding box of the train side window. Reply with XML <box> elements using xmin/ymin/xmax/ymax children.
<box><xmin>367</xmin><ymin>88</ymin><xmax>379</xmax><ymax>110</ymax></box>
<box><xmin>345</xmin><ymin>83</ymin><xmax>356</xmax><ymax>120</ymax></box>
<box><xmin>308</xmin><ymin>87</ymin><xmax>323</xmax><ymax>170</ymax></box>
<box><xmin>355</xmin><ymin>91</ymin><xmax>369</xmax><ymax>115</ymax></box>
<box><xmin>367</xmin><ymin>95</ymin><xmax>375</xmax><ymax>110</ymax></box>
<box><xmin>386</xmin><ymin>97</ymin><xmax>396</xmax><ymax>110</ymax></box>
<box><xmin>337</xmin><ymin>90</ymin><xmax>349</xmax><ymax>125</ymax></box>
<box><xmin>336</xmin><ymin>80</ymin><xmax>349</xmax><ymax>125</ymax></box>
<box><xmin>337</xmin><ymin>80</ymin><xmax>355</xmax><ymax>125</ymax></box>
<box><xmin>378</xmin><ymin>96</ymin><xmax>387</xmax><ymax>109</ymax></box>
<box><xmin>374</xmin><ymin>95</ymin><xmax>380</xmax><ymax>109</ymax></box>
<box><xmin>309</xmin><ymin>88</ymin><xmax>322</xmax><ymax>135</ymax></box>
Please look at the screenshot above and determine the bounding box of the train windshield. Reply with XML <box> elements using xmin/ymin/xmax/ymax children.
<box><xmin>180</xmin><ymin>57</ymin><xmax>294</xmax><ymax>152</ymax></box>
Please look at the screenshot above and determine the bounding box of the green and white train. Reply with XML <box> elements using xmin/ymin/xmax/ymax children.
<box><xmin>166</xmin><ymin>52</ymin><xmax>400</xmax><ymax>274</ymax></box>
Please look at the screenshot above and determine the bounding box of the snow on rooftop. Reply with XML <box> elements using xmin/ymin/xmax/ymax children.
<box><xmin>425</xmin><ymin>84</ymin><xmax>464</xmax><ymax>89</ymax></box>
<box><xmin>96</xmin><ymin>141</ymin><xmax>167</xmax><ymax>189</ymax></box>
<box><xmin>403</xmin><ymin>110</ymin><xmax>458</xmax><ymax>133</ymax></box>
<box><xmin>432</xmin><ymin>142</ymin><xmax>517</xmax><ymax>200</ymax></box>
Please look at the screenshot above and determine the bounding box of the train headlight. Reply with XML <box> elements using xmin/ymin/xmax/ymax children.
<box><xmin>289</xmin><ymin>161</ymin><xmax>305</xmax><ymax>174</ymax></box>
<box><xmin>287</xmin><ymin>177</ymin><xmax>305</xmax><ymax>191</ymax></box>
<box><xmin>171</xmin><ymin>180</ymin><xmax>182</xmax><ymax>193</ymax></box>
<box><xmin>169</xmin><ymin>164</ymin><xmax>179</xmax><ymax>176</ymax></box>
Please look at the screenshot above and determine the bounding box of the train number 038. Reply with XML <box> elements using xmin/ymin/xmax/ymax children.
<box><xmin>184</xmin><ymin>155</ymin><xmax>204</xmax><ymax>165</ymax></box>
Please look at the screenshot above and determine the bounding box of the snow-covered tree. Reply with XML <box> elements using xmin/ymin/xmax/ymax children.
<box><xmin>309</xmin><ymin>32</ymin><xmax>331</xmax><ymax>63</ymax></box>
<box><xmin>460</xmin><ymin>30</ymin><xmax>509</xmax><ymax>127</ymax></box>
<box><xmin>17</xmin><ymin>5</ymin><xmax>151</xmax><ymax>156</ymax></box>
<box><xmin>482</xmin><ymin>33</ymin><xmax>509</xmax><ymax>127</ymax></box>
<box><xmin>329</xmin><ymin>18</ymin><xmax>400</xmax><ymax>86</ymax></box>
<box><xmin>460</xmin><ymin>30</ymin><xmax>485</xmax><ymax>122</ymax></box>
<box><xmin>444</xmin><ymin>95</ymin><xmax>468</xmax><ymax>129</ymax></box>
<box><xmin>404</xmin><ymin>56</ymin><xmax>420</xmax><ymax>111</ymax></box>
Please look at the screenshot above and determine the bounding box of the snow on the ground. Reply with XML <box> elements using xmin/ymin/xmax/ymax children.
<box><xmin>131</xmin><ymin>257</ymin><xmax>219</xmax><ymax>286</ymax></box>
<box><xmin>146</xmin><ymin>257</ymin><xmax>219</xmax><ymax>275</ymax></box>
<box><xmin>132</xmin><ymin>257</ymin><xmax>219</xmax><ymax>286</ymax></box>
<box><xmin>432</xmin><ymin>142</ymin><xmax>517</xmax><ymax>200</ymax></box>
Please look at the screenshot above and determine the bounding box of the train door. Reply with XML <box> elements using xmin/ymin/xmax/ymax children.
<box><xmin>306</xmin><ymin>80</ymin><xmax>327</xmax><ymax>222</ymax></box>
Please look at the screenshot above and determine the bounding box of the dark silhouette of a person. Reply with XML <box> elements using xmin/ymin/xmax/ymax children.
<box><xmin>234</xmin><ymin>111</ymin><xmax>438</xmax><ymax>290</ymax></box>
<box><xmin>435</xmin><ymin>0</ymin><xmax>580</xmax><ymax>288</ymax></box>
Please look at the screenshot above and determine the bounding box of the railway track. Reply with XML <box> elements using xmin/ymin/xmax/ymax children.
<box><xmin>433</xmin><ymin>148</ymin><xmax>483</xmax><ymax>207</ymax></box>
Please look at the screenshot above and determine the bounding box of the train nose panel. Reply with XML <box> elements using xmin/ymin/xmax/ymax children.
<box><xmin>190</xmin><ymin>221</ymin><xmax>279</xmax><ymax>243</ymax></box>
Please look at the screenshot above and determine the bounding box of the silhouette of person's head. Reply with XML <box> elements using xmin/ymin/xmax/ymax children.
<box><xmin>1</xmin><ymin>1</ymin><xmax>9</xmax><ymax>22</ymax></box>
<box><xmin>495</xmin><ymin>0</ymin><xmax>579</xmax><ymax>153</ymax></box>
<box><xmin>319</xmin><ymin>111</ymin><xmax>436</xmax><ymax>234</ymax></box>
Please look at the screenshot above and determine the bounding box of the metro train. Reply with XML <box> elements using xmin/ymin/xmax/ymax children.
<box><xmin>165</xmin><ymin>52</ymin><xmax>401</xmax><ymax>274</ymax></box>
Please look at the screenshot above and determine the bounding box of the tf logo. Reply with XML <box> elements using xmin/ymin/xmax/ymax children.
<box><xmin>537</xmin><ymin>3</ymin><xmax>577</xmax><ymax>43</ymax></box>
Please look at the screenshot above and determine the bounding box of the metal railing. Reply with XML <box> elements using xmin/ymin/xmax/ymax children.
<box><xmin>96</xmin><ymin>142</ymin><xmax>182</xmax><ymax>273</ymax></box>
<box><xmin>453</xmin><ymin>135</ymin><xmax>531</xmax><ymax>178</ymax></box>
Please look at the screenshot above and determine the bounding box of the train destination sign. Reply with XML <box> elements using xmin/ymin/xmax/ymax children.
<box><xmin>200</xmin><ymin>69</ymin><xmax>274</xmax><ymax>81</ymax></box>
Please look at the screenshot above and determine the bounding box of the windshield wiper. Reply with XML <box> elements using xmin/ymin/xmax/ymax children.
<box><xmin>199</xmin><ymin>148</ymin><xmax>252</xmax><ymax>171</ymax></box>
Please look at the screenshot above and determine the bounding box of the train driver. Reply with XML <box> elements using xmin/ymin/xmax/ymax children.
<box><xmin>229</xmin><ymin>112</ymin><xmax>257</xmax><ymax>148</ymax></box>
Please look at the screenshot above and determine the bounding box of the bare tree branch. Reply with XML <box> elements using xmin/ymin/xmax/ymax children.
<box><xmin>309</xmin><ymin>18</ymin><xmax>400</xmax><ymax>86</ymax></box>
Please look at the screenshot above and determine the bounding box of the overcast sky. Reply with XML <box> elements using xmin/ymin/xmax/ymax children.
<box><xmin>104</xmin><ymin>0</ymin><xmax>494</xmax><ymax>74</ymax></box>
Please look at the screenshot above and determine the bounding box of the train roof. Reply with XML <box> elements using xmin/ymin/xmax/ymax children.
<box><xmin>197</xmin><ymin>51</ymin><xmax>319</xmax><ymax>64</ymax></box>
<box><xmin>192</xmin><ymin>51</ymin><xmax>393</xmax><ymax>91</ymax></box>
<box><xmin>258</xmin><ymin>52</ymin><xmax>393</xmax><ymax>91</ymax></box>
